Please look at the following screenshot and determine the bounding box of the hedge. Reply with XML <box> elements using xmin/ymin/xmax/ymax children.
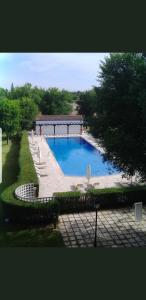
<box><xmin>53</xmin><ymin>185</ymin><xmax>146</xmax><ymax>213</ymax></box>
<box><xmin>1</xmin><ymin>132</ymin><xmax>59</xmax><ymax>224</ymax></box>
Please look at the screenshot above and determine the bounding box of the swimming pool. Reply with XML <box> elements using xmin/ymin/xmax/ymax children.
<box><xmin>46</xmin><ymin>137</ymin><xmax>119</xmax><ymax>176</ymax></box>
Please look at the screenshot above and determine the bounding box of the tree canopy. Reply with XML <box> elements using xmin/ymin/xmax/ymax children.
<box><xmin>0</xmin><ymin>83</ymin><xmax>78</xmax><ymax>141</ymax></box>
<box><xmin>40</xmin><ymin>88</ymin><xmax>74</xmax><ymax>115</ymax></box>
<box><xmin>89</xmin><ymin>53</ymin><xmax>146</xmax><ymax>180</ymax></box>
<box><xmin>0</xmin><ymin>99</ymin><xmax>20</xmax><ymax>143</ymax></box>
<box><xmin>19</xmin><ymin>97</ymin><xmax>38</xmax><ymax>130</ymax></box>
<box><xmin>77</xmin><ymin>89</ymin><xmax>97</xmax><ymax>118</ymax></box>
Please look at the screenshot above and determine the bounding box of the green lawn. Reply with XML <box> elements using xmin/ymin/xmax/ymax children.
<box><xmin>0</xmin><ymin>135</ymin><xmax>64</xmax><ymax>247</ymax></box>
<box><xmin>0</xmin><ymin>137</ymin><xmax>20</xmax><ymax>218</ymax></box>
<box><xmin>0</xmin><ymin>224</ymin><xmax>64</xmax><ymax>247</ymax></box>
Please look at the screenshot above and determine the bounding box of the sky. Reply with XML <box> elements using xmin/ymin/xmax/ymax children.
<box><xmin>0</xmin><ymin>53</ymin><xmax>109</xmax><ymax>91</ymax></box>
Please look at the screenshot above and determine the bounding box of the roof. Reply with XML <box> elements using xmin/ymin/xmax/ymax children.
<box><xmin>36</xmin><ymin>115</ymin><xmax>83</xmax><ymax>121</ymax></box>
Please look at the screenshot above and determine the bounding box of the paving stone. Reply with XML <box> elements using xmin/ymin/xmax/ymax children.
<box><xmin>58</xmin><ymin>208</ymin><xmax>146</xmax><ymax>248</ymax></box>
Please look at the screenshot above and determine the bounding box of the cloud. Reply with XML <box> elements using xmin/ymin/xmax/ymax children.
<box><xmin>0</xmin><ymin>53</ymin><xmax>109</xmax><ymax>91</ymax></box>
<box><xmin>19</xmin><ymin>53</ymin><xmax>108</xmax><ymax>73</ymax></box>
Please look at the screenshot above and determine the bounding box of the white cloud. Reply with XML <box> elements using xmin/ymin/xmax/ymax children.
<box><xmin>19</xmin><ymin>53</ymin><xmax>109</xmax><ymax>73</ymax></box>
<box><xmin>0</xmin><ymin>53</ymin><xmax>109</xmax><ymax>91</ymax></box>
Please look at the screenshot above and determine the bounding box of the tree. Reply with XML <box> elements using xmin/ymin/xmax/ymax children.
<box><xmin>0</xmin><ymin>88</ymin><xmax>8</xmax><ymax>100</ymax></box>
<box><xmin>90</xmin><ymin>53</ymin><xmax>146</xmax><ymax>180</ymax></box>
<box><xmin>0</xmin><ymin>100</ymin><xmax>20</xmax><ymax>143</ymax></box>
<box><xmin>8</xmin><ymin>83</ymin><xmax>32</xmax><ymax>99</ymax></box>
<box><xmin>40</xmin><ymin>88</ymin><xmax>73</xmax><ymax>115</ymax></box>
<box><xmin>19</xmin><ymin>97</ymin><xmax>38</xmax><ymax>130</ymax></box>
<box><xmin>77</xmin><ymin>89</ymin><xmax>97</xmax><ymax>117</ymax></box>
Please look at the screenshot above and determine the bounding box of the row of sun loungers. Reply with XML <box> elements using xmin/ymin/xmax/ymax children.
<box><xmin>29</xmin><ymin>138</ymin><xmax>48</xmax><ymax>177</ymax></box>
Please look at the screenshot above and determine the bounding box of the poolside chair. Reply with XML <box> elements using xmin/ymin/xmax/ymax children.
<box><xmin>85</xmin><ymin>183</ymin><xmax>94</xmax><ymax>191</ymax></box>
<box><xmin>71</xmin><ymin>185</ymin><xmax>79</xmax><ymax>191</ymax></box>
<box><xmin>35</xmin><ymin>166</ymin><xmax>48</xmax><ymax>177</ymax></box>
<box><xmin>76</xmin><ymin>184</ymin><xmax>83</xmax><ymax>188</ymax></box>
<box><xmin>30</xmin><ymin>148</ymin><xmax>38</xmax><ymax>153</ymax></box>
<box><xmin>34</xmin><ymin>161</ymin><xmax>46</xmax><ymax>166</ymax></box>
<box><xmin>34</xmin><ymin>163</ymin><xmax>47</xmax><ymax>169</ymax></box>
<box><xmin>93</xmin><ymin>182</ymin><xmax>100</xmax><ymax>188</ymax></box>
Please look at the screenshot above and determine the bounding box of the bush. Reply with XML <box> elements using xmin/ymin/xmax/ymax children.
<box><xmin>53</xmin><ymin>186</ymin><xmax>146</xmax><ymax>213</ymax></box>
<box><xmin>88</xmin><ymin>186</ymin><xmax>146</xmax><ymax>207</ymax></box>
<box><xmin>53</xmin><ymin>191</ymin><xmax>82</xmax><ymax>213</ymax></box>
<box><xmin>2</xmin><ymin>192</ymin><xmax>59</xmax><ymax>224</ymax></box>
<box><xmin>53</xmin><ymin>191</ymin><xmax>81</xmax><ymax>198</ymax></box>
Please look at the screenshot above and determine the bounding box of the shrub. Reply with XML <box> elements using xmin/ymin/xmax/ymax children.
<box><xmin>2</xmin><ymin>190</ymin><xmax>59</xmax><ymax>224</ymax></box>
<box><xmin>53</xmin><ymin>191</ymin><xmax>83</xmax><ymax>213</ymax></box>
<box><xmin>53</xmin><ymin>186</ymin><xmax>146</xmax><ymax>213</ymax></box>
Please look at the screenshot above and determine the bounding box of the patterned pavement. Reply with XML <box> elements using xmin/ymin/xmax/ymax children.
<box><xmin>58</xmin><ymin>207</ymin><xmax>146</xmax><ymax>248</ymax></box>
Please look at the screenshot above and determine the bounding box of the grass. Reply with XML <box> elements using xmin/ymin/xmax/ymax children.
<box><xmin>0</xmin><ymin>137</ymin><xmax>20</xmax><ymax>217</ymax></box>
<box><xmin>0</xmin><ymin>133</ymin><xmax>64</xmax><ymax>247</ymax></box>
<box><xmin>0</xmin><ymin>223</ymin><xmax>64</xmax><ymax>247</ymax></box>
<box><xmin>1</xmin><ymin>131</ymin><xmax>38</xmax><ymax>206</ymax></box>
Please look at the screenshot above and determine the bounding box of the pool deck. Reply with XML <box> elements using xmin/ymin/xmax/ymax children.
<box><xmin>28</xmin><ymin>133</ymin><xmax>138</xmax><ymax>197</ymax></box>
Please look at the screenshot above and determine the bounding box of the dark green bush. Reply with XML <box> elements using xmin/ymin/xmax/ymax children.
<box><xmin>53</xmin><ymin>191</ymin><xmax>83</xmax><ymax>213</ymax></box>
<box><xmin>53</xmin><ymin>191</ymin><xmax>81</xmax><ymax>197</ymax></box>
<box><xmin>2</xmin><ymin>196</ymin><xmax>59</xmax><ymax>224</ymax></box>
<box><xmin>53</xmin><ymin>186</ymin><xmax>146</xmax><ymax>213</ymax></box>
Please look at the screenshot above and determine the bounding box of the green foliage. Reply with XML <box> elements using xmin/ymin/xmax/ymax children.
<box><xmin>53</xmin><ymin>185</ymin><xmax>146</xmax><ymax>213</ymax></box>
<box><xmin>40</xmin><ymin>88</ymin><xmax>74</xmax><ymax>115</ymax></box>
<box><xmin>53</xmin><ymin>191</ymin><xmax>84</xmax><ymax>214</ymax></box>
<box><xmin>19</xmin><ymin>97</ymin><xmax>38</xmax><ymax>130</ymax></box>
<box><xmin>8</xmin><ymin>83</ymin><xmax>45</xmax><ymax>107</ymax></box>
<box><xmin>89</xmin><ymin>53</ymin><xmax>146</xmax><ymax>180</ymax></box>
<box><xmin>53</xmin><ymin>191</ymin><xmax>81</xmax><ymax>197</ymax></box>
<box><xmin>77</xmin><ymin>89</ymin><xmax>97</xmax><ymax>117</ymax></box>
<box><xmin>0</xmin><ymin>99</ymin><xmax>21</xmax><ymax>143</ymax></box>
<box><xmin>0</xmin><ymin>87</ymin><xmax>8</xmax><ymax>100</ymax></box>
<box><xmin>0</xmin><ymin>84</ymin><xmax>77</xmax><ymax>139</ymax></box>
<box><xmin>0</xmin><ymin>226</ymin><xmax>64</xmax><ymax>247</ymax></box>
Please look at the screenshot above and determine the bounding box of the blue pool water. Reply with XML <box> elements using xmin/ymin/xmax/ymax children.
<box><xmin>46</xmin><ymin>137</ymin><xmax>119</xmax><ymax>177</ymax></box>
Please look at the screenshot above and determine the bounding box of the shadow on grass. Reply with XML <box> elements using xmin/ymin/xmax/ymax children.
<box><xmin>0</xmin><ymin>139</ymin><xmax>20</xmax><ymax>193</ymax></box>
<box><xmin>0</xmin><ymin>138</ymin><xmax>20</xmax><ymax>217</ymax></box>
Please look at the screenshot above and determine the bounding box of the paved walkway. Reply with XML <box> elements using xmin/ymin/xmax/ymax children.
<box><xmin>28</xmin><ymin>133</ymin><xmax>139</xmax><ymax>197</ymax></box>
<box><xmin>58</xmin><ymin>208</ymin><xmax>146</xmax><ymax>248</ymax></box>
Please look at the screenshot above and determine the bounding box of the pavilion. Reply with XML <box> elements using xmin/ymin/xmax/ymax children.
<box><xmin>35</xmin><ymin>115</ymin><xmax>84</xmax><ymax>135</ymax></box>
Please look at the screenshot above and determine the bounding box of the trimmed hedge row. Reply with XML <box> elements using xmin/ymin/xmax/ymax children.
<box><xmin>1</xmin><ymin>132</ymin><xmax>59</xmax><ymax>224</ymax></box>
<box><xmin>53</xmin><ymin>185</ymin><xmax>146</xmax><ymax>213</ymax></box>
<box><xmin>2</xmin><ymin>197</ymin><xmax>59</xmax><ymax>224</ymax></box>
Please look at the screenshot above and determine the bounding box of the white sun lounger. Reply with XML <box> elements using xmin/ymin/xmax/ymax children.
<box><xmin>33</xmin><ymin>159</ymin><xmax>46</xmax><ymax>165</ymax></box>
<box><xmin>35</xmin><ymin>166</ymin><xmax>48</xmax><ymax>177</ymax></box>
<box><xmin>34</xmin><ymin>164</ymin><xmax>47</xmax><ymax>169</ymax></box>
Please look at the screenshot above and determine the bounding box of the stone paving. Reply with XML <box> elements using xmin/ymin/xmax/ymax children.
<box><xmin>58</xmin><ymin>207</ymin><xmax>146</xmax><ymax>248</ymax></box>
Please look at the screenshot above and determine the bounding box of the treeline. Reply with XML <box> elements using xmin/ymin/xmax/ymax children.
<box><xmin>0</xmin><ymin>83</ymin><xmax>79</xmax><ymax>143</ymax></box>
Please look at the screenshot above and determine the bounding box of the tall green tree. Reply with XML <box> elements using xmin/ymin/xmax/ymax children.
<box><xmin>91</xmin><ymin>53</ymin><xmax>146</xmax><ymax>180</ymax></box>
<box><xmin>0</xmin><ymin>100</ymin><xmax>20</xmax><ymax>143</ymax></box>
<box><xmin>19</xmin><ymin>97</ymin><xmax>38</xmax><ymax>130</ymax></box>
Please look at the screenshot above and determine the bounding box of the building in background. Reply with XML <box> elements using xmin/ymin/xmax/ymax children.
<box><xmin>35</xmin><ymin>115</ymin><xmax>84</xmax><ymax>135</ymax></box>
